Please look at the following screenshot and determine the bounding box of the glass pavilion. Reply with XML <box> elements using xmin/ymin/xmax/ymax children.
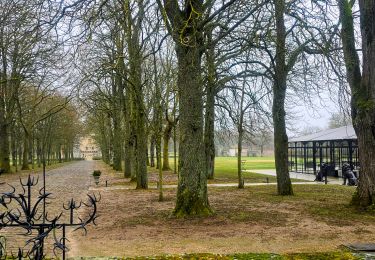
<box><xmin>288</xmin><ymin>125</ymin><xmax>359</xmax><ymax>177</ymax></box>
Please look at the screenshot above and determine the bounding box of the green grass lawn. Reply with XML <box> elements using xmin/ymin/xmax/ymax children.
<box><xmin>165</xmin><ymin>156</ymin><xmax>274</xmax><ymax>172</ymax></box>
<box><xmin>148</xmin><ymin>156</ymin><xmax>309</xmax><ymax>184</ymax></box>
<box><xmin>215</xmin><ymin>156</ymin><xmax>275</xmax><ymax>170</ymax></box>
<box><xmin>213</xmin><ymin>156</ymin><xmax>278</xmax><ymax>183</ymax></box>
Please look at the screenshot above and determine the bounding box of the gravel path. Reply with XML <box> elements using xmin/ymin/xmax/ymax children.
<box><xmin>0</xmin><ymin>160</ymin><xmax>95</xmax><ymax>257</ymax></box>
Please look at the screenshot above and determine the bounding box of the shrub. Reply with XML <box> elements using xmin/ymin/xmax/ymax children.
<box><xmin>92</xmin><ymin>170</ymin><xmax>101</xmax><ymax>177</ymax></box>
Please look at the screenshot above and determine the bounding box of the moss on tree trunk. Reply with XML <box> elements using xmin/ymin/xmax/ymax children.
<box><xmin>173</xmin><ymin>45</ymin><xmax>212</xmax><ymax>217</ymax></box>
<box><xmin>273</xmin><ymin>0</ymin><xmax>293</xmax><ymax>196</ymax></box>
<box><xmin>338</xmin><ymin>0</ymin><xmax>375</xmax><ymax>207</ymax></box>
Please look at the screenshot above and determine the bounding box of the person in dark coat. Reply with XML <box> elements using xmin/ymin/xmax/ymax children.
<box><xmin>342</xmin><ymin>163</ymin><xmax>357</xmax><ymax>186</ymax></box>
<box><xmin>315</xmin><ymin>162</ymin><xmax>328</xmax><ymax>182</ymax></box>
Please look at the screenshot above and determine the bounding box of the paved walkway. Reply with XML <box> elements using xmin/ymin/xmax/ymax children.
<box><xmin>0</xmin><ymin>160</ymin><xmax>95</xmax><ymax>256</ymax></box>
<box><xmin>89</xmin><ymin>168</ymin><xmax>346</xmax><ymax>192</ymax></box>
<box><xmin>248</xmin><ymin>169</ymin><xmax>344</xmax><ymax>185</ymax></box>
<box><xmin>90</xmin><ymin>180</ymin><xmax>332</xmax><ymax>192</ymax></box>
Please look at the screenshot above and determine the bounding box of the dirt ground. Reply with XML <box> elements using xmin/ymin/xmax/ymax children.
<box><xmin>1</xmin><ymin>161</ymin><xmax>375</xmax><ymax>259</ymax></box>
<box><xmin>67</xmin><ymin>162</ymin><xmax>375</xmax><ymax>258</ymax></box>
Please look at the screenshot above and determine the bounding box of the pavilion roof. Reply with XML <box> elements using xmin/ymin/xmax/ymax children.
<box><xmin>289</xmin><ymin>125</ymin><xmax>357</xmax><ymax>142</ymax></box>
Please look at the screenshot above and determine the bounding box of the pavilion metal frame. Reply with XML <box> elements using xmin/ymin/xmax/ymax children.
<box><xmin>288</xmin><ymin>139</ymin><xmax>359</xmax><ymax>177</ymax></box>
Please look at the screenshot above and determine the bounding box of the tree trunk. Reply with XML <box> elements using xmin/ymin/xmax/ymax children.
<box><xmin>273</xmin><ymin>0</ymin><xmax>293</xmax><ymax>195</ymax></box>
<box><xmin>19</xmin><ymin>143</ymin><xmax>22</xmax><ymax>166</ymax></box>
<box><xmin>129</xmin><ymin>115</ymin><xmax>137</xmax><ymax>182</ymax></box>
<box><xmin>156</xmin><ymin>137</ymin><xmax>161</xmax><ymax>169</ymax></box>
<box><xmin>157</xmin><ymin>129</ymin><xmax>163</xmax><ymax>201</ymax></box>
<box><xmin>174</xmin><ymin>45</ymin><xmax>212</xmax><ymax>217</ymax></box>
<box><xmin>124</xmin><ymin>128</ymin><xmax>133</xmax><ymax>178</ymax></box>
<box><xmin>150</xmin><ymin>135</ymin><xmax>155</xmax><ymax>167</ymax></box>
<box><xmin>113</xmin><ymin>35</ymin><xmax>124</xmax><ymax>172</ymax></box>
<box><xmin>47</xmin><ymin>143</ymin><xmax>51</xmax><ymax>165</ymax></box>
<box><xmin>237</xmin><ymin>80</ymin><xmax>246</xmax><ymax>189</ymax></box>
<box><xmin>338</xmin><ymin>0</ymin><xmax>375</xmax><ymax>207</ymax></box>
<box><xmin>173</xmin><ymin>124</ymin><xmax>178</xmax><ymax>175</ymax></box>
<box><xmin>22</xmin><ymin>131</ymin><xmax>30</xmax><ymax>170</ymax></box>
<box><xmin>123</xmin><ymin>91</ymin><xmax>132</xmax><ymax>178</ymax></box>
<box><xmin>30</xmin><ymin>135</ymin><xmax>34</xmax><ymax>169</ymax></box>
<box><xmin>36</xmin><ymin>138</ymin><xmax>41</xmax><ymax>167</ymax></box>
<box><xmin>58</xmin><ymin>144</ymin><xmax>62</xmax><ymax>163</ymax></box>
<box><xmin>112</xmin><ymin>112</ymin><xmax>123</xmax><ymax>171</ymax></box>
<box><xmin>355</xmin><ymin>0</ymin><xmax>375</xmax><ymax>206</ymax></box>
<box><xmin>131</xmin><ymin>68</ymin><xmax>147</xmax><ymax>189</ymax></box>
<box><xmin>124</xmin><ymin>0</ymin><xmax>147</xmax><ymax>188</ymax></box>
<box><xmin>162</xmin><ymin>122</ymin><xmax>173</xmax><ymax>171</ymax></box>
<box><xmin>204</xmin><ymin>79</ymin><xmax>215</xmax><ymax>180</ymax></box>
<box><xmin>11</xmin><ymin>129</ymin><xmax>17</xmax><ymax>170</ymax></box>
<box><xmin>204</xmin><ymin>31</ymin><xmax>216</xmax><ymax>180</ymax></box>
<box><xmin>237</xmin><ymin>129</ymin><xmax>244</xmax><ymax>189</ymax></box>
<box><xmin>11</xmin><ymin>128</ymin><xmax>17</xmax><ymax>167</ymax></box>
<box><xmin>0</xmin><ymin>116</ymin><xmax>10</xmax><ymax>172</ymax></box>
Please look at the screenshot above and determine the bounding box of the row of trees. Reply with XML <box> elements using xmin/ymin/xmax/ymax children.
<box><xmin>3</xmin><ymin>0</ymin><xmax>374</xmax><ymax>216</ymax></box>
<box><xmin>75</xmin><ymin>0</ymin><xmax>345</xmax><ymax>216</ymax></box>
<box><xmin>77</xmin><ymin>0</ymin><xmax>278</xmax><ymax>213</ymax></box>
<box><xmin>0</xmin><ymin>0</ymin><xmax>83</xmax><ymax>172</ymax></box>
<box><xmin>75</xmin><ymin>0</ymin><xmax>375</xmax><ymax>214</ymax></box>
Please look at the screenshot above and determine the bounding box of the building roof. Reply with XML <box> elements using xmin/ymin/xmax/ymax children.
<box><xmin>289</xmin><ymin>125</ymin><xmax>357</xmax><ymax>142</ymax></box>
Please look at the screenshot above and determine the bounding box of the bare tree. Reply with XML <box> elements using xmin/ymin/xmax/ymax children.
<box><xmin>337</xmin><ymin>0</ymin><xmax>375</xmax><ymax>207</ymax></box>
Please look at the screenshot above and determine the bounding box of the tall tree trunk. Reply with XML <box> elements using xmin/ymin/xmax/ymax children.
<box><xmin>237</xmin><ymin>82</ymin><xmax>245</xmax><ymax>189</ymax></box>
<box><xmin>162</xmin><ymin>122</ymin><xmax>173</xmax><ymax>171</ymax></box>
<box><xmin>112</xmin><ymin>112</ymin><xmax>123</xmax><ymax>171</ymax></box>
<box><xmin>157</xmin><ymin>125</ymin><xmax>163</xmax><ymax>201</ymax></box>
<box><xmin>22</xmin><ymin>131</ymin><xmax>30</xmax><ymax>170</ymax></box>
<box><xmin>124</xmin><ymin>109</ymin><xmax>132</xmax><ymax>178</ymax></box>
<box><xmin>174</xmin><ymin>45</ymin><xmax>212</xmax><ymax>216</ymax></box>
<box><xmin>131</xmin><ymin>64</ymin><xmax>147</xmax><ymax>189</ymax></box>
<box><xmin>338</xmin><ymin>0</ymin><xmax>375</xmax><ymax>207</ymax></box>
<box><xmin>237</xmin><ymin>129</ymin><xmax>244</xmax><ymax>189</ymax></box>
<box><xmin>146</xmin><ymin>146</ymin><xmax>150</xmax><ymax>166</ymax></box>
<box><xmin>30</xmin><ymin>135</ymin><xmax>34</xmax><ymax>169</ymax></box>
<box><xmin>36</xmin><ymin>138</ymin><xmax>41</xmax><ymax>167</ymax></box>
<box><xmin>98</xmin><ymin>116</ymin><xmax>111</xmax><ymax>164</ymax></box>
<box><xmin>0</xmin><ymin>41</ymin><xmax>10</xmax><ymax>173</ymax></box>
<box><xmin>150</xmin><ymin>135</ymin><xmax>155</xmax><ymax>167</ymax></box>
<box><xmin>173</xmin><ymin>92</ymin><xmax>178</xmax><ymax>175</ymax></box>
<box><xmin>19</xmin><ymin>143</ymin><xmax>22</xmax><ymax>167</ymax></box>
<box><xmin>58</xmin><ymin>144</ymin><xmax>62</xmax><ymax>163</ymax></box>
<box><xmin>129</xmin><ymin>112</ymin><xmax>137</xmax><ymax>182</ymax></box>
<box><xmin>11</xmin><ymin>129</ymin><xmax>17</xmax><ymax>169</ymax></box>
<box><xmin>47</xmin><ymin>143</ymin><xmax>51</xmax><ymax>165</ymax></box>
<box><xmin>204</xmin><ymin>31</ymin><xmax>216</xmax><ymax>180</ymax></box>
<box><xmin>125</xmin><ymin>0</ymin><xmax>147</xmax><ymax>188</ymax></box>
<box><xmin>156</xmin><ymin>145</ymin><xmax>161</xmax><ymax>169</ymax></box>
<box><xmin>0</xmin><ymin>115</ymin><xmax>10</xmax><ymax>172</ymax></box>
<box><xmin>173</xmin><ymin>124</ymin><xmax>178</xmax><ymax>175</ymax></box>
<box><xmin>204</xmin><ymin>84</ymin><xmax>215</xmax><ymax>180</ymax></box>
<box><xmin>113</xmin><ymin>36</ymin><xmax>124</xmax><ymax>172</ymax></box>
<box><xmin>273</xmin><ymin>0</ymin><xmax>293</xmax><ymax>195</ymax></box>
